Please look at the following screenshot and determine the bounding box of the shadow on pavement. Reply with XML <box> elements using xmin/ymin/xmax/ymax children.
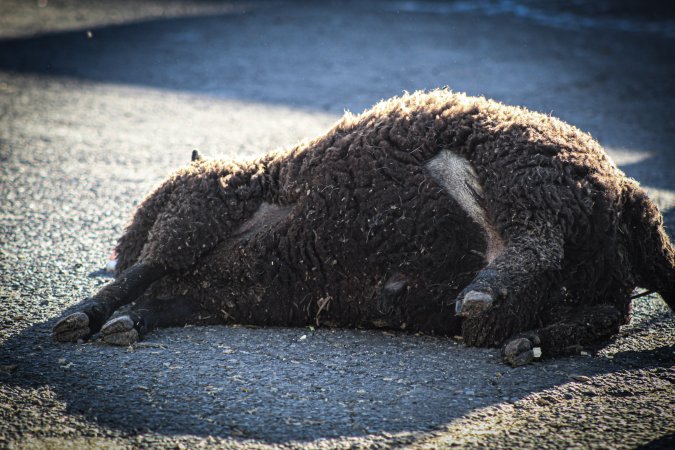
<box><xmin>637</xmin><ymin>434</ymin><xmax>675</xmax><ymax>449</ymax></box>
<box><xmin>1</xmin><ymin>1</ymin><xmax>672</xmax><ymax>119</ymax></box>
<box><xmin>1</xmin><ymin>303</ymin><xmax>672</xmax><ymax>443</ymax></box>
<box><xmin>0</xmin><ymin>7</ymin><xmax>422</xmax><ymax>114</ymax></box>
<box><xmin>1</xmin><ymin>2</ymin><xmax>674</xmax><ymax>193</ymax></box>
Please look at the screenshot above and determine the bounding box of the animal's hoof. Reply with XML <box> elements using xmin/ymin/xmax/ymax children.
<box><xmin>456</xmin><ymin>290</ymin><xmax>494</xmax><ymax>317</ymax></box>
<box><xmin>53</xmin><ymin>312</ymin><xmax>90</xmax><ymax>342</ymax></box>
<box><xmin>101</xmin><ymin>315</ymin><xmax>139</xmax><ymax>346</ymax></box>
<box><xmin>502</xmin><ymin>335</ymin><xmax>542</xmax><ymax>367</ymax></box>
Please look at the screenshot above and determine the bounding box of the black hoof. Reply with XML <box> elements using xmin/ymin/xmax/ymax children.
<box><xmin>101</xmin><ymin>315</ymin><xmax>139</xmax><ymax>346</ymax></box>
<box><xmin>502</xmin><ymin>334</ymin><xmax>542</xmax><ymax>367</ymax></box>
<box><xmin>456</xmin><ymin>290</ymin><xmax>494</xmax><ymax>317</ymax></box>
<box><xmin>53</xmin><ymin>312</ymin><xmax>90</xmax><ymax>342</ymax></box>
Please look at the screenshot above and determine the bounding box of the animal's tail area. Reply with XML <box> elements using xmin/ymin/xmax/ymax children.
<box><xmin>622</xmin><ymin>179</ymin><xmax>675</xmax><ymax>310</ymax></box>
<box><xmin>113</xmin><ymin>176</ymin><xmax>182</xmax><ymax>275</ymax></box>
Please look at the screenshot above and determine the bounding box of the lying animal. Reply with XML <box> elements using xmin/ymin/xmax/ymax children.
<box><xmin>53</xmin><ymin>90</ymin><xmax>675</xmax><ymax>366</ymax></box>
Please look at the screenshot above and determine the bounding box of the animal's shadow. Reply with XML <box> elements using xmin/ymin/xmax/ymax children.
<box><xmin>1</xmin><ymin>298</ymin><xmax>672</xmax><ymax>443</ymax></box>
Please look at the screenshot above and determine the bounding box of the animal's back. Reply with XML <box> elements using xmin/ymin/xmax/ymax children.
<box><xmin>144</xmin><ymin>90</ymin><xmax>635</xmax><ymax>332</ymax></box>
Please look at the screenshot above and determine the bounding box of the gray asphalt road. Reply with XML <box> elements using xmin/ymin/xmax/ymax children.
<box><xmin>1</xmin><ymin>1</ymin><xmax>674</xmax><ymax>448</ymax></box>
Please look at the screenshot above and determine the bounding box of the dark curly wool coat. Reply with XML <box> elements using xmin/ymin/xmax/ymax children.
<box><xmin>54</xmin><ymin>90</ymin><xmax>675</xmax><ymax>364</ymax></box>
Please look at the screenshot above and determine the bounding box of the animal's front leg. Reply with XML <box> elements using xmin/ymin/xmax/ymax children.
<box><xmin>100</xmin><ymin>295</ymin><xmax>213</xmax><ymax>346</ymax></box>
<box><xmin>456</xmin><ymin>225</ymin><xmax>566</xmax><ymax>348</ymax></box>
<box><xmin>52</xmin><ymin>263</ymin><xmax>167</xmax><ymax>342</ymax></box>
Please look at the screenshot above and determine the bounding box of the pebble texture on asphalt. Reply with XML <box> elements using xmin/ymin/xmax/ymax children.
<box><xmin>1</xmin><ymin>1</ymin><xmax>674</xmax><ymax>448</ymax></box>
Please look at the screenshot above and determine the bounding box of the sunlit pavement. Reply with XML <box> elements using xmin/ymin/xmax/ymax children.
<box><xmin>1</xmin><ymin>1</ymin><xmax>673</xmax><ymax>448</ymax></box>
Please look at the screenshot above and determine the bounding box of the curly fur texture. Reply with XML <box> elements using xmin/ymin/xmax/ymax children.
<box><xmin>56</xmin><ymin>90</ymin><xmax>674</xmax><ymax>359</ymax></box>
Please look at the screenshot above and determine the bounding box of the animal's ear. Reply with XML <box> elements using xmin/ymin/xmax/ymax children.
<box><xmin>191</xmin><ymin>149</ymin><xmax>205</xmax><ymax>162</ymax></box>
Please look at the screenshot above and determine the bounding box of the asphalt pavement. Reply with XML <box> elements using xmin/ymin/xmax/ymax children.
<box><xmin>1</xmin><ymin>1</ymin><xmax>674</xmax><ymax>448</ymax></box>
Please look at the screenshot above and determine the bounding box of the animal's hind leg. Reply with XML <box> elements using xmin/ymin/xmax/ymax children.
<box><xmin>114</xmin><ymin>178</ymin><xmax>179</xmax><ymax>274</ymax></box>
<box><xmin>424</xmin><ymin>150</ymin><xmax>565</xmax><ymax>326</ymax></box>
<box><xmin>113</xmin><ymin>153</ymin><xmax>208</xmax><ymax>274</ymax></box>
<box><xmin>100</xmin><ymin>295</ymin><xmax>213</xmax><ymax>346</ymax></box>
<box><xmin>52</xmin><ymin>263</ymin><xmax>168</xmax><ymax>342</ymax></box>
<box><xmin>455</xmin><ymin>225</ymin><xmax>564</xmax><ymax>320</ymax></box>
<box><xmin>501</xmin><ymin>303</ymin><xmax>625</xmax><ymax>366</ymax></box>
